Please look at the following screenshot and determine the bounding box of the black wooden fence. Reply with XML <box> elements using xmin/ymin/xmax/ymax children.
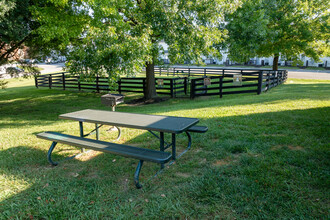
<box><xmin>35</xmin><ymin>73</ymin><xmax>187</xmax><ymax>98</ymax></box>
<box><xmin>152</xmin><ymin>67</ymin><xmax>287</xmax><ymax>99</ymax></box>
<box><xmin>35</xmin><ymin>68</ymin><xmax>287</xmax><ymax>99</ymax></box>
<box><xmin>118</xmin><ymin>77</ymin><xmax>187</xmax><ymax>97</ymax></box>
<box><xmin>189</xmin><ymin>70</ymin><xmax>287</xmax><ymax>99</ymax></box>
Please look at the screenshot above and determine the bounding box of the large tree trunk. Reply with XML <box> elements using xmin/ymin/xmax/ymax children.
<box><xmin>145</xmin><ymin>61</ymin><xmax>157</xmax><ymax>100</ymax></box>
<box><xmin>273</xmin><ymin>54</ymin><xmax>279</xmax><ymax>71</ymax></box>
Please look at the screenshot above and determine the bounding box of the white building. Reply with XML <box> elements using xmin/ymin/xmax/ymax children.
<box><xmin>158</xmin><ymin>41</ymin><xmax>330</xmax><ymax>68</ymax></box>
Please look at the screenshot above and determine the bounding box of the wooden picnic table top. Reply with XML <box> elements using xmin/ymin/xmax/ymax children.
<box><xmin>59</xmin><ymin>109</ymin><xmax>199</xmax><ymax>134</ymax></box>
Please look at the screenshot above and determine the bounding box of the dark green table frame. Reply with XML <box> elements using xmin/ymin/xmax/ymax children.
<box><xmin>59</xmin><ymin>109</ymin><xmax>199</xmax><ymax>167</ymax></box>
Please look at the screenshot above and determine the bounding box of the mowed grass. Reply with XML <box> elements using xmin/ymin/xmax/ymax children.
<box><xmin>0</xmin><ymin>77</ymin><xmax>329</xmax><ymax>219</ymax></box>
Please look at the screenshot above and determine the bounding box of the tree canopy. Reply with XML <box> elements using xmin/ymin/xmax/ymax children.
<box><xmin>33</xmin><ymin>0</ymin><xmax>239</xmax><ymax>99</ymax></box>
<box><xmin>225</xmin><ymin>0</ymin><xmax>330</xmax><ymax>70</ymax></box>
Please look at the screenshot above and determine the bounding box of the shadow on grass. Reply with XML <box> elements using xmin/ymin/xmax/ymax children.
<box><xmin>0</xmin><ymin>82</ymin><xmax>329</xmax><ymax>129</ymax></box>
<box><xmin>0</xmin><ymin>106</ymin><xmax>329</xmax><ymax>218</ymax></box>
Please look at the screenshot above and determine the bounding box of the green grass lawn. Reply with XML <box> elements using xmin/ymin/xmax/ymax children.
<box><xmin>0</xmin><ymin>77</ymin><xmax>329</xmax><ymax>219</ymax></box>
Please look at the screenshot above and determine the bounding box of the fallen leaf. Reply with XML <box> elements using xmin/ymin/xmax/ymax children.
<box><xmin>37</xmin><ymin>196</ymin><xmax>41</xmax><ymax>200</ymax></box>
<box><xmin>145</xmin><ymin>199</ymin><xmax>149</xmax><ymax>203</ymax></box>
<box><xmin>129</xmin><ymin>198</ymin><xmax>133</xmax><ymax>202</ymax></box>
<box><xmin>112</xmin><ymin>159</ymin><xmax>116</xmax><ymax>162</ymax></box>
<box><xmin>161</xmin><ymin>194</ymin><xmax>166</xmax><ymax>197</ymax></box>
<box><xmin>43</xmin><ymin>183</ymin><xmax>49</xmax><ymax>188</ymax></box>
<box><xmin>89</xmin><ymin>201</ymin><xmax>95</xmax><ymax>204</ymax></box>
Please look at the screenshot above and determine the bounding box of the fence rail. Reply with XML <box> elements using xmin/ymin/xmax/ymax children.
<box><xmin>35</xmin><ymin>68</ymin><xmax>287</xmax><ymax>99</ymax></box>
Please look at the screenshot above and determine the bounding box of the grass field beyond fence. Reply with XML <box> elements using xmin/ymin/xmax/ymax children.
<box><xmin>0</xmin><ymin>77</ymin><xmax>329</xmax><ymax>219</ymax></box>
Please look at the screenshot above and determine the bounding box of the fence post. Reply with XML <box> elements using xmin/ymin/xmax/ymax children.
<box><xmin>78</xmin><ymin>76</ymin><xmax>81</xmax><ymax>91</ymax></box>
<box><xmin>190</xmin><ymin>79</ymin><xmax>195</xmax><ymax>99</ymax></box>
<box><xmin>118</xmin><ymin>79</ymin><xmax>121</xmax><ymax>94</ymax></box>
<box><xmin>143</xmin><ymin>78</ymin><xmax>146</xmax><ymax>96</ymax></box>
<box><xmin>62</xmin><ymin>73</ymin><xmax>66</xmax><ymax>90</ymax></box>
<box><xmin>219</xmin><ymin>76</ymin><xmax>223</xmax><ymax>98</ymax></box>
<box><xmin>204</xmin><ymin>68</ymin><xmax>206</xmax><ymax>76</ymax></box>
<box><xmin>188</xmin><ymin>68</ymin><xmax>190</xmax><ymax>77</ymax></box>
<box><xmin>35</xmin><ymin>75</ymin><xmax>38</xmax><ymax>88</ymax></box>
<box><xmin>257</xmin><ymin>71</ymin><xmax>263</xmax><ymax>94</ymax></box>
<box><xmin>170</xmin><ymin>78</ymin><xmax>174</xmax><ymax>98</ymax></box>
<box><xmin>96</xmin><ymin>75</ymin><xmax>99</xmax><ymax>93</ymax></box>
<box><xmin>184</xmin><ymin>77</ymin><xmax>188</xmax><ymax>95</ymax></box>
<box><xmin>48</xmin><ymin>74</ymin><xmax>52</xmax><ymax>89</ymax></box>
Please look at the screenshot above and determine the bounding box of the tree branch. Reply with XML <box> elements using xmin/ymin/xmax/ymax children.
<box><xmin>0</xmin><ymin>34</ymin><xmax>30</xmax><ymax>62</ymax></box>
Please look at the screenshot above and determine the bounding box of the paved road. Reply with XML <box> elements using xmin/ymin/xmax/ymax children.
<box><xmin>31</xmin><ymin>63</ymin><xmax>330</xmax><ymax>80</ymax></box>
<box><xmin>38</xmin><ymin>62</ymin><xmax>65</xmax><ymax>74</ymax></box>
<box><xmin>287</xmin><ymin>70</ymin><xmax>330</xmax><ymax>80</ymax></box>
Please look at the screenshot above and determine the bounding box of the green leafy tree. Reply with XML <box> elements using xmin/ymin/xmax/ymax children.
<box><xmin>1</xmin><ymin>0</ymin><xmax>37</xmax><ymax>64</ymax></box>
<box><xmin>34</xmin><ymin>0</ymin><xmax>239</xmax><ymax>99</ymax></box>
<box><xmin>225</xmin><ymin>0</ymin><xmax>330</xmax><ymax>70</ymax></box>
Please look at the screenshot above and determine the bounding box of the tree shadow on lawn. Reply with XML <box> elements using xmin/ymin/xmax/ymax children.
<box><xmin>0</xmin><ymin>89</ymin><xmax>109</xmax><ymax>128</ymax></box>
<box><xmin>0</xmin><ymin>107</ymin><xmax>329</xmax><ymax>219</ymax></box>
<box><xmin>1</xmin><ymin>82</ymin><xmax>329</xmax><ymax>129</ymax></box>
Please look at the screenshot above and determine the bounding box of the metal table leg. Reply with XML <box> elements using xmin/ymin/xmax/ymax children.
<box><xmin>160</xmin><ymin>132</ymin><xmax>164</xmax><ymax>169</ymax></box>
<box><xmin>47</xmin><ymin>141</ymin><xmax>58</xmax><ymax>166</ymax></box>
<box><xmin>171</xmin><ymin>133</ymin><xmax>176</xmax><ymax>160</ymax></box>
<box><xmin>95</xmin><ymin>123</ymin><xmax>99</xmax><ymax>140</ymax></box>
<box><xmin>79</xmin><ymin>121</ymin><xmax>85</xmax><ymax>152</ymax></box>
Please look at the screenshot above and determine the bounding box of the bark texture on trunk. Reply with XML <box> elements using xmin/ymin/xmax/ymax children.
<box><xmin>273</xmin><ymin>55</ymin><xmax>279</xmax><ymax>71</ymax></box>
<box><xmin>145</xmin><ymin>62</ymin><xmax>157</xmax><ymax>100</ymax></box>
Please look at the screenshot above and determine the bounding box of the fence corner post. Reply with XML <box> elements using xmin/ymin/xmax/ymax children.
<box><xmin>257</xmin><ymin>71</ymin><xmax>263</xmax><ymax>95</ymax></box>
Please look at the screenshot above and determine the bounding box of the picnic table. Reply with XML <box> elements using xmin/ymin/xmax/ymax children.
<box><xmin>37</xmin><ymin>109</ymin><xmax>207</xmax><ymax>188</ymax></box>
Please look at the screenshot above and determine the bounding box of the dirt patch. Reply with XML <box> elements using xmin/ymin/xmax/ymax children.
<box><xmin>262</xmin><ymin>134</ymin><xmax>286</xmax><ymax>137</ymax></box>
<box><xmin>213</xmin><ymin>156</ymin><xmax>239</xmax><ymax>167</ymax></box>
<box><xmin>212</xmin><ymin>138</ymin><xmax>219</xmax><ymax>143</ymax></box>
<box><xmin>288</xmin><ymin>145</ymin><xmax>304</xmax><ymax>151</ymax></box>
<box><xmin>84</xmin><ymin>171</ymin><xmax>100</xmax><ymax>180</ymax></box>
<box><xmin>271</xmin><ymin>145</ymin><xmax>282</xmax><ymax>151</ymax></box>
<box><xmin>175</xmin><ymin>172</ymin><xmax>191</xmax><ymax>178</ymax></box>
<box><xmin>75</xmin><ymin>150</ymin><xmax>101</xmax><ymax>161</ymax></box>
<box><xmin>271</xmin><ymin>145</ymin><xmax>305</xmax><ymax>151</ymax></box>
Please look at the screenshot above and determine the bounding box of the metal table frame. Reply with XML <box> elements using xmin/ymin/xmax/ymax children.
<box><xmin>59</xmin><ymin>109</ymin><xmax>199</xmax><ymax>167</ymax></box>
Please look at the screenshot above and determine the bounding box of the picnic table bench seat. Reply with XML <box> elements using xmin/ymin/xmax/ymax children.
<box><xmin>37</xmin><ymin>131</ymin><xmax>172</xmax><ymax>188</ymax></box>
<box><xmin>187</xmin><ymin>125</ymin><xmax>208</xmax><ymax>133</ymax></box>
